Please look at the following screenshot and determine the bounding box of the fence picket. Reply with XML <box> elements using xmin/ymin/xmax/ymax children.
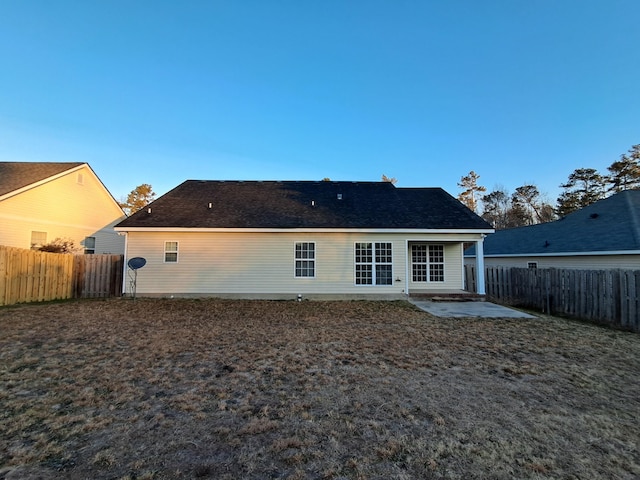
<box><xmin>0</xmin><ymin>246</ymin><xmax>123</xmax><ymax>306</ymax></box>
<box><xmin>466</xmin><ymin>265</ymin><xmax>640</xmax><ymax>332</ymax></box>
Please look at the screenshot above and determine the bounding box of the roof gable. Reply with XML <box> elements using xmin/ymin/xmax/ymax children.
<box><xmin>116</xmin><ymin>180</ymin><xmax>492</xmax><ymax>230</ymax></box>
<box><xmin>476</xmin><ymin>190</ymin><xmax>640</xmax><ymax>256</ymax></box>
<box><xmin>0</xmin><ymin>162</ymin><xmax>85</xmax><ymax>197</ymax></box>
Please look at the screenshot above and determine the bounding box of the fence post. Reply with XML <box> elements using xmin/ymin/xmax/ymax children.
<box><xmin>0</xmin><ymin>246</ymin><xmax>124</xmax><ymax>306</ymax></box>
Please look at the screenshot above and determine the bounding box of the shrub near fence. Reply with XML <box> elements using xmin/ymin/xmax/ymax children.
<box><xmin>475</xmin><ymin>265</ymin><xmax>640</xmax><ymax>332</ymax></box>
<box><xmin>0</xmin><ymin>246</ymin><xmax>124</xmax><ymax>306</ymax></box>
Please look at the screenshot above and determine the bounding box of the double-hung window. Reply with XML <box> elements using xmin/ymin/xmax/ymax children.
<box><xmin>412</xmin><ymin>244</ymin><xmax>444</xmax><ymax>282</ymax></box>
<box><xmin>164</xmin><ymin>241</ymin><xmax>178</xmax><ymax>263</ymax></box>
<box><xmin>295</xmin><ymin>242</ymin><xmax>315</xmax><ymax>277</ymax></box>
<box><xmin>355</xmin><ymin>242</ymin><xmax>392</xmax><ymax>285</ymax></box>
<box><xmin>84</xmin><ymin>236</ymin><xmax>96</xmax><ymax>254</ymax></box>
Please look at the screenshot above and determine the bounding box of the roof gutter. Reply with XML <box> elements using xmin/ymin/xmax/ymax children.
<box><xmin>467</xmin><ymin>250</ymin><xmax>640</xmax><ymax>258</ymax></box>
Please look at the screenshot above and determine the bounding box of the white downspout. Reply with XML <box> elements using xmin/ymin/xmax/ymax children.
<box><xmin>405</xmin><ymin>239</ymin><xmax>410</xmax><ymax>297</ymax></box>
<box><xmin>120</xmin><ymin>232</ymin><xmax>128</xmax><ymax>295</ymax></box>
<box><xmin>476</xmin><ymin>237</ymin><xmax>486</xmax><ymax>295</ymax></box>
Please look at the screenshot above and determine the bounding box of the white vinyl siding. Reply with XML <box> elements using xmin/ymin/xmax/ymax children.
<box><xmin>0</xmin><ymin>165</ymin><xmax>125</xmax><ymax>254</ymax></box>
<box><xmin>30</xmin><ymin>231</ymin><xmax>47</xmax><ymax>249</ymax></box>
<box><xmin>123</xmin><ymin>232</ymin><xmax>478</xmax><ymax>297</ymax></box>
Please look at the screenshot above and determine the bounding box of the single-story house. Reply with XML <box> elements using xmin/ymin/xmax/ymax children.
<box><xmin>465</xmin><ymin>189</ymin><xmax>640</xmax><ymax>270</ymax></box>
<box><xmin>115</xmin><ymin>180</ymin><xmax>494</xmax><ymax>299</ymax></box>
<box><xmin>0</xmin><ymin>162</ymin><xmax>126</xmax><ymax>254</ymax></box>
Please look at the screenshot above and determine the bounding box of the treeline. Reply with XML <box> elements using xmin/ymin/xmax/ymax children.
<box><xmin>458</xmin><ymin>144</ymin><xmax>640</xmax><ymax>229</ymax></box>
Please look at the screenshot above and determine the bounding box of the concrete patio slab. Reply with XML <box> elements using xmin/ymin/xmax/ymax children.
<box><xmin>410</xmin><ymin>300</ymin><xmax>537</xmax><ymax>318</ymax></box>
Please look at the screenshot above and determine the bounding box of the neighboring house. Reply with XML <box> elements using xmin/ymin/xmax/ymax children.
<box><xmin>465</xmin><ymin>189</ymin><xmax>640</xmax><ymax>270</ymax></box>
<box><xmin>115</xmin><ymin>180</ymin><xmax>494</xmax><ymax>299</ymax></box>
<box><xmin>0</xmin><ymin>162</ymin><xmax>126</xmax><ymax>254</ymax></box>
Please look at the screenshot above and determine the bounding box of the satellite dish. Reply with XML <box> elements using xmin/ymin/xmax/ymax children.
<box><xmin>127</xmin><ymin>257</ymin><xmax>146</xmax><ymax>300</ymax></box>
<box><xmin>127</xmin><ymin>257</ymin><xmax>147</xmax><ymax>270</ymax></box>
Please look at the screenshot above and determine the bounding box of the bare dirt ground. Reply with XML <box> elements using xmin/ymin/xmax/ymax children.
<box><xmin>1</xmin><ymin>298</ymin><xmax>639</xmax><ymax>480</ymax></box>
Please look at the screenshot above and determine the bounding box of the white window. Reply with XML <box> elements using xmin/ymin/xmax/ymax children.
<box><xmin>164</xmin><ymin>241</ymin><xmax>178</xmax><ymax>263</ymax></box>
<box><xmin>84</xmin><ymin>236</ymin><xmax>96</xmax><ymax>254</ymax></box>
<box><xmin>355</xmin><ymin>242</ymin><xmax>392</xmax><ymax>285</ymax></box>
<box><xmin>429</xmin><ymin>245</ymin><xmax>445</xmax><ymax>282</ymax></box>
<box><xmin>295</xmin><ymin>242</ymin><xmax>315</xmax><ymax>278</ymax></box>
<box><xmin>412</xmin><ymin>244</ymin><xmax>445</xmax><ymax>282</ymax></box>
<box><xmin>30</xmin><ymin>231</ymin><xmax>47</xmax><ymax>249</ymax></box>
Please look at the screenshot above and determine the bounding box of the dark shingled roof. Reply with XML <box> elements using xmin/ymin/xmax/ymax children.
<box><xmin>116</xmin><ymin>180</ymin><xmax>492</xmax><ymax>230</ymax></box>
<box><xmin>468</xmin><ymin>189</ymin><xmax>640</xmax><ymax>256</ymax></box>
<box><xmin>0</xmin><ymin>162</ymin><xmax>84</xmax><ymax>197</ymax></box>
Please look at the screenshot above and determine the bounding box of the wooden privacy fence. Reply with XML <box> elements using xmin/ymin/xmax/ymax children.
<box><xmin>0</xmin><ymin>246</ymin><xmax>124</xmax><ymax>306</ymax></box>
<box><xmin>466</xmin><ymin>265</ymin><xmax>640</xmax><ymax>332</ymax></box>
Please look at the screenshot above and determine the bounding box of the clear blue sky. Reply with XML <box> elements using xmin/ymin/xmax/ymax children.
<box><xmin>1</xmin><ymin>1</ymin><xmax>639</xmax><ymax>204</ymax></box>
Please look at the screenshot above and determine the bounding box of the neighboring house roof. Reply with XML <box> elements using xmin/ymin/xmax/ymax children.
<box><xmin>116</xmin><ymin>180</ymin><xmax>493</xmax><ymax>230</ymax></box>
<box><xmin>467</xmin><ymin>189</ymin><xmax>640</xmax><ymax>257</ymax></box>
<box><xmin>0</xmin><ymin>162</ymin><xmax>84</xmax><ymax>197</ymax></box>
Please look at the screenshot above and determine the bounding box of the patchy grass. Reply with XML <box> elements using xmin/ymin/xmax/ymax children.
<box><xmin>1</xmin><ymin>298</ymin><xmax>639</xmax><ymax>479</ymax></box>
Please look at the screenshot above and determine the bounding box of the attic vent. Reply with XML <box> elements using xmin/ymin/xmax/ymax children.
<box><xmin>76</xmin><ymin>173</ymin><xmax>84</xmax><ymax>185</ymax></box>
<box><xmin>337</xmin><ymin>193</ymin><xmax>343</xmax><ymax>200</ymax></box>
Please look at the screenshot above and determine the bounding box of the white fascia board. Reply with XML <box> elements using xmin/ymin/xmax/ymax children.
<box><xmin>0</xmin><ymin>163</ymin><xmax>88</xmax><ymax>202</ymax></box>
<box><xmin>482</xmin><ymin>250</ymin><xmax>640</xmax><ymax>258</ymax></box>
<box><xmin>114</xmin><ymin>227</ymin><xmax>495</xmax><ymax>234</ymax></box>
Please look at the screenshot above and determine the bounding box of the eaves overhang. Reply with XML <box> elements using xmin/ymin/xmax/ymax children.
<box><xmin>0</xmin><ymin>163</ymin><xmax>87</xmax><ymax>202</ymax></box>
<box><xmin>114</xmin><ymin>227</ymin><xmax>495</xmax><ymax>235</ymax></box>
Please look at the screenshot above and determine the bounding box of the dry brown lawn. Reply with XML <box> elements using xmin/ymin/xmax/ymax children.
<box><xmin>0</xmin><ymin>298</ymin><xmax>639</xmax><ymax>480</ymax></box>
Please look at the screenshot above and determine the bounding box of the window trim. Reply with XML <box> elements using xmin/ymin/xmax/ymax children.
<box><xmin>84</xmin><ymin>236</ymin><xmax>96</xmax><ymax>255</ymax></box>
<box><xmin>428</xmin><ymin>244</ymin><xmax>445</xmax><ymax>282</ymax></box>
<box><xmin>354</xmin><ymin>241</ymin><xmax>393</xmax><ymax>286</ymax></box>
<box><xmin>411</xmin><ymin>243</ymin><xmax>445</xmax><ymax>283</ymax></box>
<box><xmin>164</xmin><ymin>241</ymin><xmax>179</xmax><ymax>263</ymax></box>
<box><xmin>294</xmin><ymin>241</ymin><xmax>316</xmax><ymax>278</ymax></box>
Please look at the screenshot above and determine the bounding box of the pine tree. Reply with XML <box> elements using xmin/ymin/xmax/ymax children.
<box><xmin>556</xmin><ymin>168</ymin><xmax>606</xmax><ymax>217</ymax></box>
<box><xmin>119</xmin><ymin>184</ymin><xmax>156</xmax><ymax>216</ymax></box>
<box><xmin>481</xmin><ymin>188</ymin><xmax>511</xmax><ymax>229</ymax></box>
<box><xmin>512</xmin><ymin>184</ymin><xmax>554</xmax><ymax>225</ymax></box>
<box><xmin>457</xmin><ymin>171</ymin><xmax>486</xmax><ymax>213</ymax></box>
<box><xmin>607</xmin><ymin>144</ymin><xmax>640</xmax><ymax>193</ymax></box>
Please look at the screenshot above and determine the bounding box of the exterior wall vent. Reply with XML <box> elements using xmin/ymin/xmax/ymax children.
<box><xmin>208</xmin><ymin>202</ymin><xmax>212</xmax><ymax>209</ymax></box>
<box><xmin>337</xmin><ymin>193</ymin><xmax>343</xmax><ymax>200</ymax></box>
